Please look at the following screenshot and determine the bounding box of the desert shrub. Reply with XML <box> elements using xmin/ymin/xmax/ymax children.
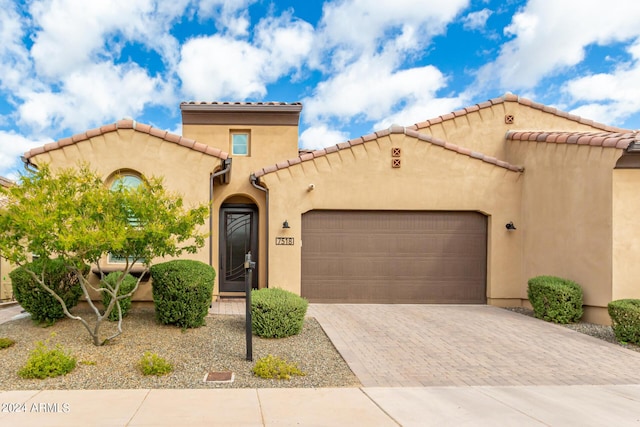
<box><xmin>18</xmin><ymin>334</ymin><xmax>76</xmax><ymax>379</ymax></box>
<box><xmin>101</xmin><ymin>272</ymin><xmax>137</xmax><ymax>321</ymax></box>
<box><xmin>151</xmin><ymin>260</ymin><xmax>215</xmax><ymax>329</ymax></box>
<box><xmin>137</xmin><ymin>351</ymin><xmax>173</xmax><ymax>376</ymax></box>
<box><xmin>10</xmin><ymin>258</ymin><xmax>89</xmax><ymax>325</ymax></box>
<box><xmin>251</xmin><ymin>288</ymin><xmax>308</xmax><ymax>338</ymax></box>
<box><xmin>0</xmin><ymin>337</ymin><xmax>15</xmax><ymax>349</ymax></box>
<box><xmin>252</xmin><ymin>354</ymin><xmax>305</xmax><ymax>380</ymax></box>
<box><xmin>608</xmin><ymin>299</ymin><xmax>640</xmax><ymax>345</ymax></box>
<box><xmin>527</xmin><ymin>275</ymin><xmax>583</xmax><ymax>324</ymax></box>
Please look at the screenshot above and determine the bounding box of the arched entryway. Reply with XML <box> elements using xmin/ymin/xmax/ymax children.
<box><xmin>219</xmin><ymin>201</ymin><xmax>259</xmax><ymax>293</ymax></box>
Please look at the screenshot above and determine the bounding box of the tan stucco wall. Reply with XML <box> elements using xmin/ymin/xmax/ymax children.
<box><xmin>416</xmin><ymin>101</ymin><xmax>605</xmax><ymax>162</ymax></box>
<box><xmin>30</xmin><ymin>129</ymin><xmax>221</xmax><ymax>300</ymax></box>
<box><xmin>507</xmin><ymin>141</ymin><xmax>623</xmax><ymax>323</ymax></box>
<box><xmin>612</xmin><ymin>168</ymin><xmax>640</xmax><ymax>301</ymax></box>
<box><xmin>261</xmin><ymin>131</ymin><xmax>524</xmax><ymax>300</ymax></box>
<box><xmin>0</xmin><ymin>257</ymin><xmax>14</xmax><ymax>301</ymax></box>
<box><xmin>184</xmin><ymin>123</ymin><xmax>301</xmax><ymax>293</ymax></box>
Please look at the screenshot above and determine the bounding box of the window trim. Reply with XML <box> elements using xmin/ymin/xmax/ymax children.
<box><xmin>230</xmin><ymin>131</ymin><xmax>250</xmax><ymax>156</ymax></box>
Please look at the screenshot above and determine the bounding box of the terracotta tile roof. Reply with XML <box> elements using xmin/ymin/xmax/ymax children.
<box><xmin>506</xmin><ymin>130</ymin><xmax>639</xmax><ymax>149</ymax></box>
<box><xmin>408</xmin><ymin>93</ymin><xmax>628</xmax><ymax>133</ymax></box>
<box><xmin>181</xmin><ymin>101</ymin><xmax>302</xmax><ymax>106</ymax></box>
<box><xmin>23</xmin><ymin>119</ymin><xmax>229</xmax><ymax>161</ymax></box>
<box><xmin>0</xmin><ymin>176</ymin><xmax>14</xmax><ymax>187</ymax></box>
<box><xmin>253</xmin><ymin>125</ymin><xmax>524</xmax><ymax>178</ymax></box>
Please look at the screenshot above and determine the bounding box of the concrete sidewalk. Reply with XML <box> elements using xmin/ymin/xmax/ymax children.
<box><xmin>2</xmin><ymin>385</ymin><xmax>640</xmax><ymax>426</ymax></box>
<box><xmin>3</xmin><ymin>303</ymin><xmax>640</xmax><ymax>425</ymax></box>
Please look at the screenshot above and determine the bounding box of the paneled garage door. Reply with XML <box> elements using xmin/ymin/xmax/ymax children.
<box><xmin>301</xmin><ymin>211</ymin><xmax>487</xmax><ymax>304</ymax></box>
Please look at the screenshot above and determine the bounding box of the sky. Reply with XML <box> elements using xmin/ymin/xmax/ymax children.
<box><xmin>1</xmin><ymin>0</ymin><xmax>640</xmax><ymax>179</ymax></box>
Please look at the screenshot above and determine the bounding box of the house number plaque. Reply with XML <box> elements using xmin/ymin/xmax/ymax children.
<box><xmin>276</xmin><ymin>237</ymin><xmax>294</xmax><ymax>245</ymax></box>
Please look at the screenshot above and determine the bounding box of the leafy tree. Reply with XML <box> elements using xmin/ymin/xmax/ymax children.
<box><xmin>0</xmin><ymin>164</ymin><xmax>208</xmax><ymax>345</ymax></box>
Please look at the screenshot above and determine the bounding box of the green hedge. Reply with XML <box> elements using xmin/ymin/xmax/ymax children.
<box><xmin>608</xmin><ymin>299</ymin><xmax>640</xmax><ymax>345</ymax></box>
<box><xmin>251</xmin><ymin>288</ymin><xmax>308</xmax><ymax>338</ymax></box>
<box><xmin>10</xmin><ymin>259</ymin><xmax>88</xmax><ymax>325</ymax></box>
<box><xmin>527</xmin><ymin>275</ymin><xmax>583</xmax><ymax>324</ymax></box>
<box><xmin>150</xmin><ymin>260</ymin><xmax>215</xmax><ymax>328</ymax></box>
<box><xmin>102</xmin><ymin>272</ymin><xmax>137</xmax><ymax>321</ymax></box>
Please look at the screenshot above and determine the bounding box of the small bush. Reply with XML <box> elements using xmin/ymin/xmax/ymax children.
<box><xmin>252</xmin><ymin>354</ymin><xmax>305</xmax><ymax>380</ymax></box>
<box><xmin>0</xmin><ymin>337</ymin><xmax>15</xmax><ymax>349</ymax></box>
<box><xmin>101</xmin><ymin>272</ymin><xmax>137</xmax><ymax>321</ymax></box>
<box><xmin>10</xmin><ymin>258</ymin><xmax>88</xmax><ymax>325</ymax></box>
<box><xmin>137</xmin><ymin>351</ymin><xmax>173</xmax><ymax>376</ymax></box>
<box><xmin>608</xmin><ymin>299</ymin><xmax>640</xmax><ymax>345</ymax></box>
<box><xmin>251</xmin><ymin>288</ymin><xmax>308</xmax><ymax>338</ymax></box>
<box><xmin>151</xmin><ymin>260</ymin><xmax>215</xmax><ymax>329</ymax></box>
<box><xmin>527</xmin><ymin>275</ymin><xmax>583</xmax><ymax>324</ymax></box>
<box><xmin>18</xmin><ymin>334</ymin><xmax>76</xmax><ymax>379</ymax></box>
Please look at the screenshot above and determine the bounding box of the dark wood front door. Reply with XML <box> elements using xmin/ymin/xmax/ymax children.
<box><xmin>219</xmin><ymin>205</ymin><xmax>258</xmax><ymax>293</ymax></box>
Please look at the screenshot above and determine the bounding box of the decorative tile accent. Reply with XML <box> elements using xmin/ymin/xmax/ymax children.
<box><xmin>505</xmin><ymin>114</ymin><xmax>515</xmax><ymax>124</ymax></box>
<box><xmin>392</xmin><ymin>147</ymin><xmax>401</xmax><ymax>157</ymax></box>
<box><xmin>392</xmin><ymin>158</ymin><xmax>401</xmax><ymax>168</ymax></box>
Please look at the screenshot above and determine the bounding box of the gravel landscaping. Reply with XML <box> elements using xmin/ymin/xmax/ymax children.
<box><xmin>0</xmin><ymin>305</ymin><xmax>361</xmax><ymax>390</ymax></box>
<box><xmin>504</xmin><ymin>306</ymin><xmax>640</xmax><ymax>353</ymax></box>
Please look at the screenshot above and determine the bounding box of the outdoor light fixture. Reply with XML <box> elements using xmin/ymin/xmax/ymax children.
<box><xmin>282</xmin><ymin>220</ymin><xmax>290</xmax><ymax>229</ymax></box>
<box><xmin>505</xmin><ymin>221</ymin><xmax>516</xmax><ymax>231</ymax></box>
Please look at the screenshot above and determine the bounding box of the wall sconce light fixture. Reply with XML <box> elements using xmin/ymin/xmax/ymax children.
<box><xmin>307</xmin><ymin>184</ymin><xmax>315</xmax><ymax>192</ymax></box>
<box><xmin>282</xmin><ymin>220</ymin><xmax>290</xmax><ymax>229</ymax></box>
<box><xmin>505</xmin><ymin>221</ymin><xmax>516</xmax><ymax>231</ymax></box>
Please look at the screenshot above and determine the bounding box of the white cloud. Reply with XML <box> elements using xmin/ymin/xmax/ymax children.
<box><xmin>254</xmin><ymin>13</ymin><xmax>314</xmax><ymax>81</ymax></box>
<box><xmin>565</xmin><ymin>40</ymin><xmax>640</xmax><ymax>125</ymax></box>
<box><xmin>178</xmin><ymin>36</ymin><xmax>267</xmax><ymax>100</ymax></box>
<box><xmin>0</xmin><ymin>0</ymin><xmax>34</xmax><ymax>92</ymax></box>
<box><xmin>374</xmin><ymin>96</ymin><xmax>467</xmax><ymax>130</ymax></box>
<box><xmin>0</xmin><ymin>131</ymin><xmax>52</xmax><ymax>178</ymax></box>
<box><xmin>299</xmin><ymin>124</ymin><xmax>349</xmax><ymax>150</ymax></box>
<box><xmin>29</xmin><ymin>0</ymin><xmax>186</xmax><ymax>80</ymax></box>
<box><xmin>475</xmin><ymin>0</ymin><xmax>640</xmax><ymax>91</ymax></box>
<box><xmin>316</xmin><ymin>0</ymin><xmax>468</xmax><ymax>66</ymax></box>
<box><xmin>194</xmin><ymin>0</ymin><xmax>257</xmax><ymax>36</ymax></box>
<box><xmin>18</xmin><ymin>62</ymin><xmax>166</xmax><ymax>134</ymax></box>
<box><xmin>178</xmin><ymin>11</ymin><xmax>313</xmax><ymax>100</ymax></box>
<box><xmin>462</xmin><ymin>8</ymin><xmax>492</xmax><ymax>31</ymax></box>
<box><xmin>303</xmin><ymin>53</ymin><xmax>450</xmax><ymax>125</ymax></box>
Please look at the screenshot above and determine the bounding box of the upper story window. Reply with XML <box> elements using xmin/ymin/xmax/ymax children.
<box><xmin>231</xmin><ymin>131</ymin><xmax>250</xmax><ymax>156</ymax></box>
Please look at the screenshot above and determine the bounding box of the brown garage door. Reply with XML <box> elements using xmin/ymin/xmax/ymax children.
<box><xmin>301</xmin><ymin>211</ymin><xmax>487</xmax><ymax>304</ymax></box>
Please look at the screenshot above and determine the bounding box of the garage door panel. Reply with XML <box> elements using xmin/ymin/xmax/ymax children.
<box><xmin>301</xmin><ymin>211</ymin><xmax>487</xmax><ymax>304</ymax></box>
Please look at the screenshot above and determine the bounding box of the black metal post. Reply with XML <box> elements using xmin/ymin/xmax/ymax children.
<box><xmin>244</xmin><ymin>252</ymin><xmax>255</xmax><ymax>361</ymax></box>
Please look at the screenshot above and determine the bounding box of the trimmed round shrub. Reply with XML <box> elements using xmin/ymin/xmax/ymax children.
<box><xmin>251</xmin><ymin>288</ymin><xmax>308</xmax><ymax>338</ymax></box>
<box><xmin>10</xmin><ymin>258</ymin><xmax>88</xmax><ymax>326</ymax></box>
<box><xmin>102</xmin><ymin>272</ymin><xmax>137</xmax><ymax>321</ymax></box>
<box><xmin>608</xmin><ymin>299</ymin><xmax>640</xmax><ymax>345</ymax></box>
<box><xmin>527</xmin><ymin>275</ymin><xmax>583</xmax><ymax>324</ymax></box>
<box><xmin>150</xmin><ymin>260</ymin><xmax>215</xmax><ymax>329</ymax></box>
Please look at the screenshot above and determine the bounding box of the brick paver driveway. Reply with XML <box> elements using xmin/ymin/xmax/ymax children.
<box><xmin>308</xmin><ymin>304</ymin><xmax>640</xmax><ymax>387</ymax></box>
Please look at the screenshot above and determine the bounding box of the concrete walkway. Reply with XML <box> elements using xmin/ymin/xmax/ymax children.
<box><xmin>3</xmin><ymin>302</ymin><xmax>640</xmax><ymax>426</ymax></box>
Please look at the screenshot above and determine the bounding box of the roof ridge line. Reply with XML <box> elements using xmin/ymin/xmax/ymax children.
<box><xmin>408</xmin><ymin>93</ymin><xmax>630</xmax><ymax>133</ymax></box>
<box><xmin>24</xmin><ymin>119</ymin><xmax>229</xmax><ymax>161</ymax></box>
<box><xmin>253</xmin><ymin>125</ymin><xmax>524</xmax><ymax>178</ymax></box>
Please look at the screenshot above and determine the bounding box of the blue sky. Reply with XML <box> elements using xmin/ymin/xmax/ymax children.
<box><xmin>1</xmin><ymin>0</ymin><xmax>640</xmax><ymax>178</ymax></box>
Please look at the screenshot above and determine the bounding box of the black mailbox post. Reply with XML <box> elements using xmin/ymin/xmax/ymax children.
<box><xmin>244</xmin><ymin>252</ymin><xmax>255</xmax><ymax>361</ymax></box>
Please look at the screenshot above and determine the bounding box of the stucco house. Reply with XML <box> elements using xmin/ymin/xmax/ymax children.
<box><xmin>22</xmin><ymin>93</ymin><xmax>640</xmax><ymax>324</ymax></box>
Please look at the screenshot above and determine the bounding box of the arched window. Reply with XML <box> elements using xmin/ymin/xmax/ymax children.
<box><xmin>110</xmin><ymin>174</ymin><xmax>143</xmax><ymax>191</ymax></box>
<box><xmin>107</xmin><ymin>172</ymin><xmax>144</xmax><ymax>264</ymax></box>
